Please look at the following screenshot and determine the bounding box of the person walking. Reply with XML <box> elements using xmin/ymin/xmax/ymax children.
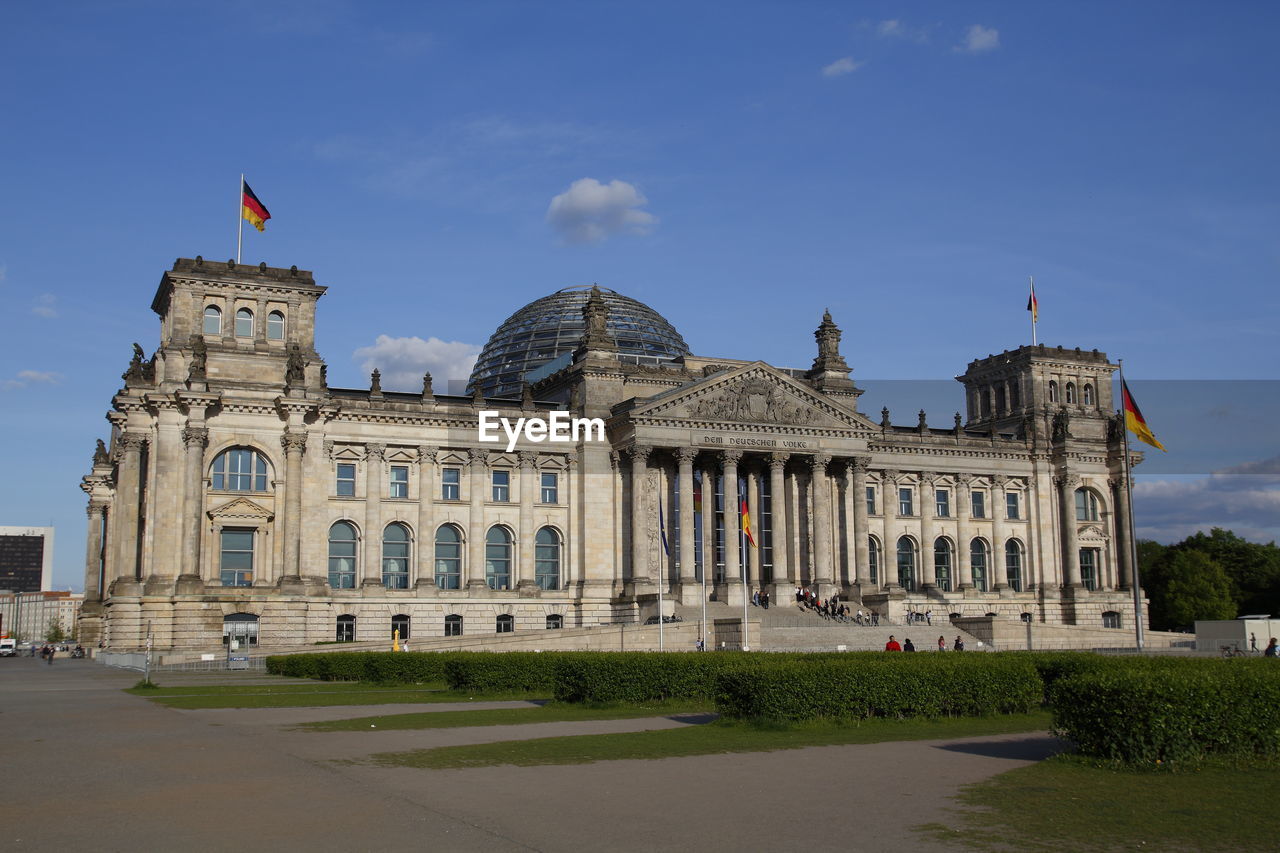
<box><xmin>937</xmin><ymin>635</ymin><xmax>946</xmax><ymax>652</ymax></box>
<box><xmin>46</xmin><ymin>645</ymin><xmax>54</xmax><ymax>665</ymax></box>
<box><xmin>1265</xmin><ymin>637</ymin><xmax>1277</xmax><ymax>658</ymax></box>
<box><xmin>1251</xmin><ymin>633</ymin><xmax>1258</xmax><ymax>653</ymax></box>
<box><xmin>884</xmin><ymin>635</ymin><xmax>902</xmax><ymax>652</ymax></box>
<box><xmin>903</xmin><ymin>638</ymin><xmax>916</xmax><ymax>652</ymax></box>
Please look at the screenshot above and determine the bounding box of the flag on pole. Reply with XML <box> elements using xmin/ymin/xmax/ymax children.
<box><xmin>1122</xmin><ymin>379</ymin><xmax>1166</xmax><ymax>451</ymax></box>
<box><xmin>1027</xmin><ymin>277</ymin><xmax>1039</xmax><ymax>323</ymax></box>
<box><xmin>692</xmin><ymin>478</ymin><xmax>702</xmax><ymax>514</ymax></box>
<box><xmin>659</xmin><ymin>493</ymin><xmax>669</xmax><ymax>554</ymax></box>
<box><xmin>241</xmin><ymin>182</ymin><xmax>272</xmax><ymax>232</ymax></box>
<box><xmin>740</xmin><ymin>498</ymin><xmax>756</xmax><ymax>547</ymax></box>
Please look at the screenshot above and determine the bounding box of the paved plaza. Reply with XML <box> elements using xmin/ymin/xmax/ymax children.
<box><xmin>0</xmin><ymin>658</ymin><xmax>1061</xmax><ymax>851</ymax></box>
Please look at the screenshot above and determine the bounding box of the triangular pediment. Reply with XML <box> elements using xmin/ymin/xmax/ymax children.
<box><xmin>208</xmin><ymin>497</ymin><xmax>275</xmax><ymax>522</ymax></box>
<box><xmin>1078</xmin><ymin>524</ymin><xmax>1109</xmax><ymax>542</ymax></box>
<box><xmin>631</xmin><ymin>362</ymin><xmax>874</xmax><ymax>431</ymax></box>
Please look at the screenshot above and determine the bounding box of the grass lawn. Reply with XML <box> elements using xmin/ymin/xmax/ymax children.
<box><xmin>298</xmin><ymin>699</ymin><xmax>715</xmax><ymax>731</ymax></box>
<box><xmin>919</xmin><ymin>754</ymin><xmax>1280</xmax><ymax>852</ymax></box>
<box><xmin>366</xmin><ymin>710</ymin><xmax>1053</xmax><ymax>769</ymax></box>
<box><xmin>125</xmin><ymin>682</ymin><xmax>553</xmax><ymax>709</ymax></box>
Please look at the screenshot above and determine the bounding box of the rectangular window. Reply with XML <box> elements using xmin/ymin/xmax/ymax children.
<box><xmin>336</xmin><ymin>463</ymin><xmax>355</xmax><ymax>497</ymax></box>
<box><xmin>865</xmin><ymin>485</ymin><xmax>877</xmax><ymax>516</ymax></box>
<box><xmin>1006</xmin><ymin>492</ymin><xmax>1020</xmax><ymax>520</ymax></box>
<box><xmin>540</xmin><ymin>472</ymin><xmax>558</xmax><ymax>504</ymax></box>
<box><xmin>441</xmin><ymin>467</ymin><xmax>460</xmax><ymax>501</ymax></box>
<box><xmin>898</xmin><ymin>487</ymin><xmax>914</xmax><ymax>517</ymax></box>
<box><xmin>389</xmin><ymin>465</ymin><xmax>408</xmax><ymax>499</ymax></box>
<box><xmin>219</xmin><ymin>528</ymin><xmax>254</xmax><ymax>587</ymax></box>
<box><xmin>935</xmin><ymin>489</ymin><xmax>950</xmax><ymax>518</ymax></box>
<box><xmin>971</xmin><ymin>491</ymin><xmax>985</xmax><ymax>519</ymax></box>
<box><xmin>1080</xmin><ymin>548</ymin><xmax>1100</xmax><ymax>591</ymax></box>
<box><xmin>492</xmin><ymin>470</ymin><xmax>510</xmax><ymax>502</ymax></box>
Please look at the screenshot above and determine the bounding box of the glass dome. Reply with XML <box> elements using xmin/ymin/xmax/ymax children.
<box><xmin>468</xmin><ymin>286</ymin><xmax>691</xmax><ymax>398</ymax></box>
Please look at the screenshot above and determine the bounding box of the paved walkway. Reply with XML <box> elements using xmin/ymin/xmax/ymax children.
<box><xmin>0</xmin><ymin>658</ymin><xmax>1062</xmax><ymax>851</ymax></box>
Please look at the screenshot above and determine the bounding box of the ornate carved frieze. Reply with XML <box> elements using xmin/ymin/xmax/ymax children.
<box><xmin>687</xmin><ymin>375</ymin><xmax>819</xmax><ymax>425</ymax></box>
<box><xmin>467</xmin><ymin>447</ymin><xmax>488</xmax><ymax>467</ymax></box>
<box><xmin>366</xmin><ymin>443</ymin><xmax>387</xmax><ymax>461</ymax></box>
<box><xmin>418</xmin><ymin>445</ymin><xmax>439</xmax><ymax>464</ymax></box>
<box><xmin>518</xmin><ymin>451</ymin><xmax>538</xmax><ymax>469</ymax></box>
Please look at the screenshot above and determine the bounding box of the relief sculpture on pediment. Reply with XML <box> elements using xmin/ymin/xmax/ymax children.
<box><xmin>686</xmin><ymin>377</ymin><xmax>819</xmax><ymax>426</ymax></box>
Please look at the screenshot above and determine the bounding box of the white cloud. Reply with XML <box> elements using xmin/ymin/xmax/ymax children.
<box><xmin>956</xmin><ymin>24</ymin><xmax>1000</xmax><ymax>54</ymax></box>
<box><xmin>2</xmin><ymin>369</ymin><xmax>63</xmax><ymax>391</ymax></box>
<box><xmin>32</xmin><ymin>293</ymin><xmax>57</xmax><ymax>318</ymax></box>
<box><xmin>1134</xmin><ymin>456</ymin><xmax>1280</xmax><ymax>544</ymax></box>
<box><xmin>875</xmin><ymin>19</ymin><xmax>928</xmax><ymax>42</ymax></box>
<box><xmin>545</xmin><ymin>178</ymin><xmax>657</xmax><ymax>245</ymax></box>
<box><xmin>822</xmin><ymin>57</ymin><xmax>864</xmax><ymax>77</ymax></box>
<box><xmin>353</xmin><ymin>335</ymin><xmax>481</xmax><ymax>391</ymax></box>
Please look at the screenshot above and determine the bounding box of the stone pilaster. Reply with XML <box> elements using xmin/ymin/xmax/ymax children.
<box><xmin>466</xmin><ymin>447</ymin><xmax>488</xmax><ymax>590</ymax></box>
<box><xmin>83</xmin><ymin>501</ymin><xmax>108</xmax><ymax>602</ymax></box>
<box><xmin>415</xmin><ymin>446</ymin><xmax>438</xmax><ymax>590</ymax></box>
<box><xmin>676</xmin><ymin>447</ymin><xmax>699</xmax><ymax>603</ymax></box>
<box><xmin>700</xmin><ymin>460</ymin><xmax>717</xmax><ymax>586</ymax></box>
<box><xmin>280</xmin><ymin>429</ymin><xmax>307</xmax><ymax>586</ymax></box>
<box><xmin>919</xmin><ymin>472</ymin><xmax>938</xmax><ymax>589</ymax></box>
<box><xmin>991</xmin><ymin>475</ymin><xmax>1008</xmax><ymax>591</ymax></box>
<box><xmin>767</xmin><ymin>452</ymin><xmax>791</xmax><ymax>596</ymax></box>
<box><xmin>178</xmin><ymin>426</ymin><xmax>209</xmax><ymax>591</ymax></box>
<box><xmin>517</xmin><ymin>451</ymin><xmax>538</xmax><ymax>594</ymax></box>
<box><xmin>362</xmin><ymin>443</ymin><xmax>385</xmax><ymax>588</ymax></box>
<box><xmin>1057</xmin><ymin>472</ymin><xmax>1083</xmax><ymax>589</ymax></box>
<box><xmin>956</xmin><ymin>474</ymin><xmax>975</xmax><ymax>591</ymax></box>
<box><xmin>721</xmin><ymin>450</ymin><xmax>743</xmax><ymax>603</ymax></box>
<box><xmin>1111</xmin><ymin>473</ymin><xmax>1133</xmax><ymax>590</ymax></box>
<box><xmin>629</xmin><ymin>444</ymin><xmax>653</xmax><ymax>589</ymax></box>
<box><xmin>110</xmin><ymin>432</ymin><xmax>147</xmax><ymax>594</ymax></box>
<box><xmin>850</xmin><ymin>456</ymin><xmax>870</xmax><ymax>591</ymax></box>
<box><xmin>881</xmin><ymin>469</ymin><xmax>899</xmax><ymax>589</ymax></box>
<box><xmin>810</xmin><ymin>453</ymin><xmax>834</xmax><ymax>594</ymax></box>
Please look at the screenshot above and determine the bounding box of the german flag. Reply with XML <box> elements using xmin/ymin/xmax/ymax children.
<box><xmin>1122</xmin><ymin>379</ymin><xmax>1165</xmax><ymax>451</ymax></box>
<box><xmin>1027</xmin><ymin>277</ymin><xmax>1039</xmax><ymax>323</ymax></box>
<box><xmin>242</xmin><ymin>182</ymin><xmax>271</xmax><ymax>232</ymax></box>
<box><xmin>740</xmin><ymin>498</ymin><xmax>756</xmax><ymax>547</ymax></box>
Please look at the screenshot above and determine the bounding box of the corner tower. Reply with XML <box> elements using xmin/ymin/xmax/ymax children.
<box><xmin>958</xmin><ymin>345</ymin><xmax>1116</xmax><ymax>440</ymax></box>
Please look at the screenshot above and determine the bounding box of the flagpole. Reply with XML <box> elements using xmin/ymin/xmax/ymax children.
<box><xmin>1029</xmin><ymin>276</ymin><xmax>1038</xmax><ymax>346</ymax></box>
<box><xmin>740</xmin><ymin>491</ymin><xmax>749</xmax><ymax>651</ymax></box>
<box><xmin>1118</xmin><ymin>359</ymin><xmax>1145</xmax><ymax>652</ymax></box>
<box><xmin>236</xmin><ymin>174</ymin><xmax>245</xmax><ymax>264</ymax></box>
<box><xmin>658</xmin><ymin>494</ymin><xmax>665</xmax><ymax>652</ymax></box>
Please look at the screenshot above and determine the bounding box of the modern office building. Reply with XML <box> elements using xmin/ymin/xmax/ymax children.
<box><xmin>0</xmin><ymin>526</ymin><xmax>54</xmax><ymax>593</ymax></box>
<box><xmin>78</xmin><ymin>257</ymin><xmax>1145</xmax><ymax>650</ymax></box>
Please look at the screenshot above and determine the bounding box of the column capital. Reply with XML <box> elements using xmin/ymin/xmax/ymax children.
<box><xmin>991</xmin><ymin>474</ymin><xmax>1011</xmax><ymax>489</ymax></box>
<box><xmin>467</xmin><ymin>447</ymin><xmax>488</xmax><ymax>467</ymax></box>
<box><xmin>85</xmin><ymin>500</ymin><xmax>109</xmax><ymax>518</ymax></box>
<box><xmin>366</xmin><ymin>442</ymin><xmax>387</xmax><ymax>461</ymax></box>
<box><xmin>676</xmin><ymin>446</ymin><xmax>699</xmax><ymax>465</ymax></box>
<box><xmin>181</xmin><ymin>426</ymin><xmax>209</xmax><ymax>448</ymax></box>
<box><xmin>1109</xmin><ymin>474</ymin><xmax>1131</xmax><ymax>491</ymax></box>
<box><xmin>810</xmin><ymin>452</ymin><xmax>832</xmax><ymax>471</ymax></box>
<box><xmin>956</xmin><ymin>472</ymin><xmax>974</xmax><ymax>487</ymax></box>
<box><xmin>1054</xmin><ymin>473</ymin><xmax>1082</xmax><ymax>489</ymax></box>
<box><xmin>631</xmin><ymin>444</ymin><xmax>653</xmax><ymax>464</ymax></box>
<box><xmin>281</xmin><ymin>430</ymin><xmax>308</xmax><ymax>455</ymax></box>
<box><xmin>517</xmin><ymin>451</ymin><xmax>538</xmax><ymax>470</ymax></box>
<box><xmin>769</xmin><ymin>451</ymin><xmax>789</xmax><ymax>472</ymax></box>
<box><xmin>118</xmin><ymin>433</ymin><xmax>148</xmax><ymax>454</ymax></box>
<box><xmin>609</xmin><ymin>450</ymin><xmax>621</xmax><ymax>470</ymax></box>
<box><xmin>918</xmin><ymin>470</ymin><xmax>938</xmax><ymax>486</ymax></box>
<box><xmin>848</xmin><ymin>455</ymin><xmax>871</xmax><ymax>474</ymax></box>
<box><xmin>417</xmin><ymin>445</ymin><xmax>438</xmax><ymax>464</ymax></box>
<box><xmin>720</xmin><ymin>449</ymin><xmax>743</xmax><ymax>466</ymax></box>
<box><xmin>881</xmin><ymin>468</ymin><xmax>899</xmax><ymax>484</ymax></box>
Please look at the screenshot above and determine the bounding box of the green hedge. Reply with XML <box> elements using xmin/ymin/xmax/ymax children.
<box><xmin>443</xmin><ymin>652</ymin><xmax>566</xmax><ymax>693</ymax></box>
<box><xmin>265</xmin><ymin>651</ymin><xmax>451</xmax><ymax>683</ymax></box>
<box><xmin>715</xmin><ymin>654</ymin><xmax>1042</xmax><ymax>721</ymax></box>
<box><xmin>552</xmin><ymin>652</ymin><xmax>775</xmax><ymax>703</ymax></box>
<box><xmin>1052</xmin><ymin>660</ymin><xmax>1280</xmax><ymax>764</ymax></box>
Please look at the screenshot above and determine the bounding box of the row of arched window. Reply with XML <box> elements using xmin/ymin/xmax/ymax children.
<box><xmin>1048</xmin><ymin>380</ymin><xmax>1095</xmax><ymax>407</ymax></box>
<box><xmin>203</xmin><ymin>305</ymin><xmax>285</xmax><ymax>340</ymax></box>
<box><xmin>868</xmin><ymin>535</ymin><xmax>1028</xmax><ymax>593</ymax></box>
<box><xmin>332</xmin><ymin>612</ymin><xmax>564</xmax><ymax>641</ymax></box>
<box><xmin>327</xmin><ymin>522</ymin><xmax>563</xmax><ymax>591</ymax></box>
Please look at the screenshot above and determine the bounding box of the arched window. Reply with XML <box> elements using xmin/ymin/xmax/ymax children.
<box><xmin>434</xmin><ymin>525</ymin><xmax>462</xmax><ymax>590</ymax></box>
<box><xmin>535</xmin><ymin>527</ymin><xmax>561</xmax><ymax>590</ymax></box>
<box><xmin>1083</xmin><ymin>383</ymin><xmax>1094</xmax><ymax>407</ymax></box>
<box><xmin>1065</xmin><ymin>382</ymin><xmax>1076</xmax><ymax>404</ymax></box>
<box><xmin>1020</xmin><ymin>612</ymin><xmax>1033</xmax><ymax>623</ymax></box>
<box><xmin>896</xmin><ymin>536</ymin><xmax>917</xmax><ymax>592</ymax></box>
<box><xmin>1005</xmin><ymin>539</ymin><xmax>1025</xmax><ymax>592</ymax></box>
<box><xmin>444</xmin><ymin>614</ymin><xmax>463</xmax><ymax>637</ymax></box>
<box><xmin>1010</xmin><ymin>382</ymin><xmax>1021</xmax><ymax>409</ymax></box>
<box><xmin>211</xmin><ymin>447</ymin><xmax>270</xmax><ymax>492</ymax></box>
<box><xmin>485</xmin><ymin>526</ymin><xmax>512</xmax><ymax>590</ymax></box>
<box><xmin>970</xmin><ymin>538</ymin><xmax>989</xmax><ymax>592</ymax></box>
<box><xmin>546</xmin><ymin>614</ymin><xmax>563</xmax><ymax>629</ymax></box>
<box><xmin>1048</xmin><ymin>380</ymin><xmax>1059</xmax><ymax>403</ymax></box>
<box><xmin>995</xmin><ymin>385</ymin><xmax>1007</xmax><ymax>414</ymax></box>
<box><xmin>335</xmin><ymin>614</ymin><xmax>355</xmax><ymax>642</ymax></box>
<box><xmin>222</xmin><ymin>612</ymin><xmax>258</xmax><ymax>647</ymax></box>
<box><xmin>327</xmin><ymin>521</ymin><xmax>358</xmax><ymax>589</ymax></box>
<box><xmin>934</xmin><ymin>538</ymin><xmax>953</xmax><ymax>592</ymax></box>
<box><xmin>496</xmin><ymin>614</ymin><xmax>514</xmax><ymax>634</ymax></box>
<box><xmin>235</xmin><ymin>307</ymin><xmax>254</xmax><ymax>338</ymax></box>
<box><xmin>868</xmin><ymin>536</ymin><xmax>881</xmax><ymax>587</ymax></box>
<box><xmin>1075</xmin><ymin>488</ymin><xmax>1101</xmax><ymax>521</ymax></box>
<box><xmin>382</xmin><ymin>523</ymin><xmax>410</xmax><ymax>589</ymax></box>
<box><xmin>203</xmin><ymin>305</ymin><xmax>222</xmax><ymax>336</ymax></box>
<box><xmin>391</xmin><ymin>614</ymin><xmax>410</xmax><ymax>640</ymax></box>
<box><xmin>267</xmin><ymin>310</ymin><xmax>285</xmax><ymax>341</ymax></box>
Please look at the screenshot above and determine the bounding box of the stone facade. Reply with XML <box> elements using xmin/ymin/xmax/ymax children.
<box><xmin>79</xmin><ymin>258</ymin><xmax>1148</xmax><ymax>651</ymax></box>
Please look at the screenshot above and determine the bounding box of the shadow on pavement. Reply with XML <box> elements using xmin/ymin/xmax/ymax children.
<box><xmin>665</xmin><ymin>712</ymin><xmax>718</xmax><ymax>724</ymax></box>
<box><xmin>933</xmin><ymin>734</ymin><xmax>1065</xmax><ymax>762</ymax></box>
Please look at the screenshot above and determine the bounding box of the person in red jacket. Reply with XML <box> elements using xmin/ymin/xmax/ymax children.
<box><xmin>884</xmin><ymin>635</ymin><xmax>902</xmax><ymax>651</ymax></box>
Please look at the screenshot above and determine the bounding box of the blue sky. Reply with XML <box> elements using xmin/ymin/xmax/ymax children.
<box><xmin>2</xmin><ymin>1</ymin><xmax>1277</xmax><ymax>589</ymax></box>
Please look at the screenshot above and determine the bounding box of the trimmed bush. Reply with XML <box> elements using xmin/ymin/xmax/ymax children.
<box><xmin>715</xmin><ymin>654</ymin><xmax>1042</xmax><ymax>721</ymax></box>
<box><xmin>1051</xmin><ymin>660</ymin><xmax>1280</xmax><ymax>764</ymax></box>
<box><xmin>444</xmin><ymin>652</ymin><xmax>566</xmax><ymax>693</ymax></box>
<box><xmin>552</xmin><ymin>652</ymin><xmax>771</xmax><ymax>703</ymax></box>
<box><xmin>266</xmin><ymin>651</ymin><xmax>451</xmax><ymax>683</ymax></box>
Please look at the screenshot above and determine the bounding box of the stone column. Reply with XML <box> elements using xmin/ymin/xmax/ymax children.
<box><xmin>991</xmin><ymin>475</ymin><xmax>1008</xmax><ymax>590</ymax></box>
<box><xmin>629</xmin><ymin>445</ymin><xmax>652</xmax><ymax>588</ymax></box>
<box><xmin>362</xmin><ymin>444</ymin><xmax>385</xmax><ymax>587</ymax></box>
<box><xmin>1111</xmin><ymin>473</ymin><xmax>1133</xmax><ymax>590</ymax></box>
<box><xmin>280</xmin><ymin>429</ymin><xmax>307</xmax><ymax>585</ymax></box>
<box><xmin>746</xmin><ymin>465</ymin><xmax>761</xmax><ymax>592</ymax></box>
<box><xmin>881</xmin><ymin>470</ymin><xmax>899</xmax><ymax>589</ymax></box>
<box><xmin>701</xmin><ymin>461</ymin><xmax>717</xmax><ymax>585</ymax></box>
<box><xmin>677</xmin><ymin>448</ymin><xmax>698</xmax><ymax>599</ymax></box>
<box><xmin>810</xmin><ymin>453</ymin><xmax>834</xmax><ymax>594</ymax></box>
<box><xmin>467</xmin><ymin>448</ymin><xmax>488</xmax><ymax>590</ymax></box>
<box><xmin>179</xmin><ymin>426</ymin><xmax>208</xmax><ymax>587</ymax></box>
<box><xmin>919</xmin><ymin>472</ymin><xmax>938</xmax><ymax>589</ymax></box>
<box><xmin>721</xmin><ymin>450</ymin><xmax>743</xmax><ymax>602</ymax></box>
<box><xmin>111</xmin><ymin>433</ymin><xmax>147</xmax><ymax>589</ymax></box>
<box><xmin>517</xmin><ymin>451</ymin><xmax>538</xmax><ymax>593</ymax></box>
<box><xmin>768</xmin><ymin>453</ymin><xmax>790</xmax><ymax>593</ymax></box>
<box><xmin>1057</xmin><ymin>473</ymin><xmax>1083</xmax><ymax>588</ymax></box>
<box><xmin>956</xmin><ymin>474</ymin><xmax>974</xmax><ymax>590</ymax></box>
<box><xmin>416</xmin><ymin>446</ymin><xmax>437</xmax><ymax>589</ymax></box>
<box><xmin>83</xmin><ymin>502</ymin><xmax>108</xmax><ymax>602</ymax></box>
<box><xmin>850</xmin><ymin>457</ymin><xmax>870</xmax><ymax>589</ymax></box>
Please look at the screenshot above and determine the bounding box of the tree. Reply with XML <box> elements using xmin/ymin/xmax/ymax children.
<box><xmin>1146</xmin><ymin>550</ymin><xmax>1236</xmax><ymax>630</ymax></box>
<box><xmin>46</xmin><ymin>617</ymin><xmax>66</xmax><ymax>643</ymax></box>
<box><xmin>1179</xmin><ymin>528</ymin><xmax>1280</xmax><ymax>617</ymax></box>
